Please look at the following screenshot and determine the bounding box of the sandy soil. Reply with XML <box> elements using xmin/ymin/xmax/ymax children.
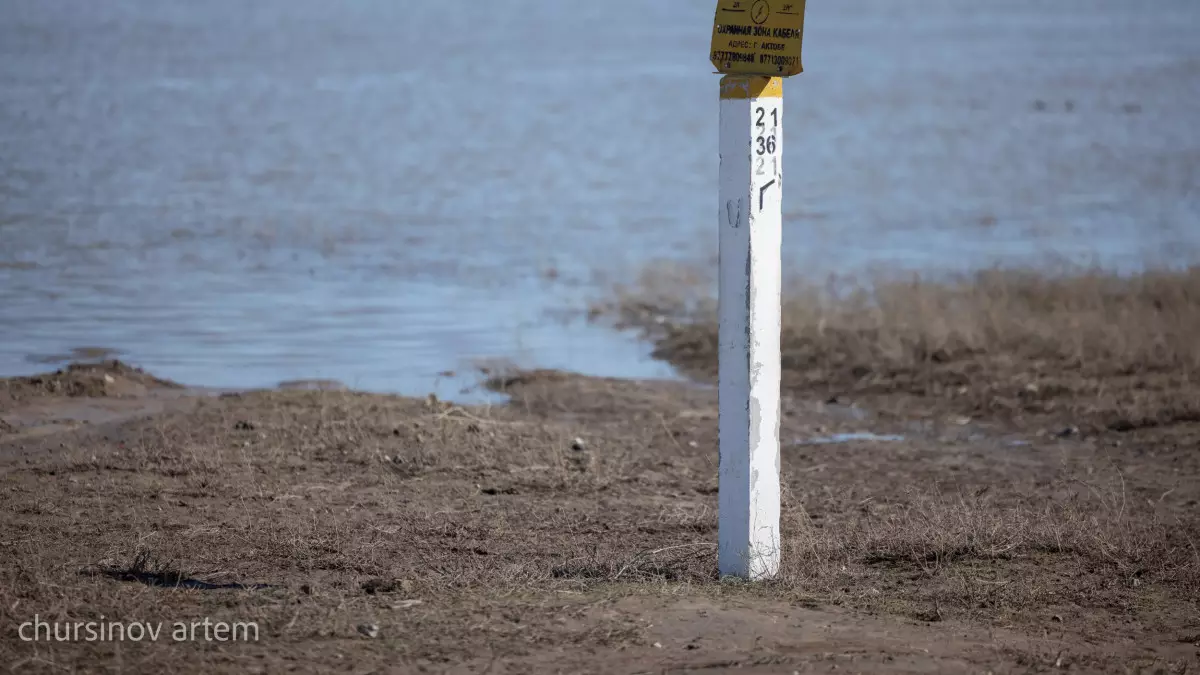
<box><xmin>2</xmin><ymin>267</ymin><xmax>1199</xmax><ymax>674</ymax></box>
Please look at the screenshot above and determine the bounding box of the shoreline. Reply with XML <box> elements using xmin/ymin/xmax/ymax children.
<box><xmin>2</xmin><ymin>266</ymin><xmax>1198</xmax><ymax>673</ymax></box>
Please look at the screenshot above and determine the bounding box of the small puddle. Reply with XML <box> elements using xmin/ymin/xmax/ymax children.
<box><xmin>793</xmin><ymin>432</ymin><xmax>906</xmax><ymax>446</ymax></box>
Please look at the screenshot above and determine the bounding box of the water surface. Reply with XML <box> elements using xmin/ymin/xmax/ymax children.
<box><xmin>2</xmin><ymin>0</ymin><xmax>1197</xmax><ymax>395</ymax></box>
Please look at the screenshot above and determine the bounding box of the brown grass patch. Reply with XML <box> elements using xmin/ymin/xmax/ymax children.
<box><xmin>599</xmin><ymin>263</ymin><xmax>1200</xmax><ymax>431</ymax></box>
<box><xmin>3</xmin><ymin>365</ymin><xmax>1197</xmax><ymax>672</ymax></box>
<box><xmin>770</xmin><ymin>489</ymin><xmax>1200</xmax><ymax>626</ymax></box>
<box><xmin>4</xmin><ymin>261</ymin><xmax>1200</xmax><ymax>671</ymax></box>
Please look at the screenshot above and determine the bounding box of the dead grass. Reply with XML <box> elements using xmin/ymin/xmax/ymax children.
<box><xmin>769</xmin><ymin>489</ymin><xmax>1200</xmax><ymax>625</ymax></box>
<box><xmin>2</xmin><ymin>395</ymin><xmax>1197</xmax><ymax>671</ymax></box>
<box><xmin>3</xmin><ymin>264</ymin><xmax>1200</xmax><ymax>671</ymax></box>
<box><xmin>600</xmin><ymin>263</ymin><xmax>1200</xmax><ymax>430</ymax></box>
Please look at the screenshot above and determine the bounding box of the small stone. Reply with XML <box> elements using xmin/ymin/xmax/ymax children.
<box><xmin>687</xmin><ymin>440</ymin><xmax>699</xmax><ymax>448</ymax></box>
<box><xmin>357</xmin><ymin>623</ymin><xmax>379</xmax><ymax>638</ymax></box>
<box><xmin>1051</xmin><ymin>614</ymin><xmax>1063</xmax><ymax>622</ymax></box>
<box><xmin>1057</xmin><ymin>426</ymin><xmax>1079</xmax><ymax>438</ymax></box>
<box><xmin>1024</xmin><ymin>383</ymin><xmax>1040</xmax><ymax>394</ymax></box>
<box><xmin>103</xmin><ymin>374</ymin><xmax>115</xmax><ymax>384</ymax></box>
<box><xmin>652</xmin><ymin>642</ymin><xmax>663</xmax><ymax>649</ymax></box>
<box><xmin>571</xmin><ymin>437</ymin><xmax>586</xmax><ymax>452</ymax></box>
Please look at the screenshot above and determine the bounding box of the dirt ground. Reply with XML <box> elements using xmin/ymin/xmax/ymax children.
<box><xmin>2</xmin><ymin>267</ymin><xmax>1199</xmax><ymax>674</ymax></box>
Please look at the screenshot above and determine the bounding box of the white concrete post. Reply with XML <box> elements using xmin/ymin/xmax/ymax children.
<box><xmin>717</xmin><ymin>75</ymin><xmax>783</xmax><ymax>581</ymax></box>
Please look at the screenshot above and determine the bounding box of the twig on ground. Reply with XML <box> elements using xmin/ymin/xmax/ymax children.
<box><xmin>613</xmin><ymin>543</ymin><xmax>717</xmax><ymax>581</ymax></box>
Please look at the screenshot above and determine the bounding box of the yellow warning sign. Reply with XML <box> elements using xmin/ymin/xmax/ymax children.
<box><xmin>710</xmin><ymin>0</ymin><xmax>806</xmax><ymax>77</ymax></box>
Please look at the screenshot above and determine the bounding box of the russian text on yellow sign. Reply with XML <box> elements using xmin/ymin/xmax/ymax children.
<box><xmin>710</xmin><ymin>0</ymin><xmax>806</xmax><ymax>77</ymax></box>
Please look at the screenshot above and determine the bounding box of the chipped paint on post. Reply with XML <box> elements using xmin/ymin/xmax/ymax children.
<box><xmin>717</xmin><ymin>75</ymin><xmax>783</xmax><ymax>580</ymax></box>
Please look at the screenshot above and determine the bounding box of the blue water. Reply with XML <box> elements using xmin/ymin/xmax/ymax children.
<box><xmin>1</xmin><ymin>0</ymin><xmax>1198</xmax><ymax>396</ymax></box>
<box><xmin>794</xmin><ymin>433</ymin><xmax>906</xmax><ymax>446</ymax></box>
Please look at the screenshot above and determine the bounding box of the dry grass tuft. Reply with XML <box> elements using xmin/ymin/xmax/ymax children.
<box><xmin>601</xmin><ymin>263</ymin><xmax>1200</xmax><ymax>429</ymax></box>
<box><xmin>768</xmin><ymin>490</ymin><xmax>1200</xmax><ymax>620</ymax></box>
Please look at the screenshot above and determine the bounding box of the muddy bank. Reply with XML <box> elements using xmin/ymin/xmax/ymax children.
<box><xmin>2</xmin><ymin>267</ymin><xmax>1199</xmax><ymax>672</ymax></box>
<box><xmin>0</xmin><ymin>360</ymin><xmax>182</xmax><ymax>403</ymax></box>
<box><xmin>1</xmin><ymin>348</ymin><xmax>1197</xmax><ymax>672</ymax></box>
